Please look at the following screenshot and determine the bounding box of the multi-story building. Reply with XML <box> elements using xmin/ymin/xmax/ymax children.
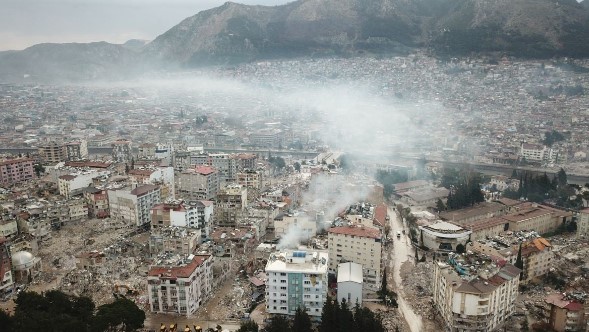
<box><xmin>64</xmin><ymin>140</ymin><xmax>88</xmax><ymax>161</ymax></box>
<box><xmin>189</xmin><ymin>153</ymin><xmax>237</xmax><ymax>183</ymax></box>
<box><xmin>578</xmin><ymin>208</ymin><xmax>589</xmax><ymax>237</ymax></box>
<box><xmin>237</xmin><ymin>170</ymin><xmax>263</xmax><ymax>190</ymax></box>
<box><xmin>38</xmin><ymin>141</ymin><xmax>65</xmax><ymax>164</ymax></box>
<box><xmin>215</xmin><ymin>184</ymin><xmax>248</xmax><ymax>227</ymax></box>
<box><xmin>468</xmin><ymin>233</ymin><xmax>553</xmax><ymax>285</ymax></box>
<box><xmin>0</xmin><ymin>237</ymin><xmax>14</xmax><ymax>299</ymax></box>
<box><xmin>84</xmin><ymin>188</ymin><xmax>110</xmax><ymax>218</ymax></box>
<box><xmin>128</xmin><ymin>166</ymin><xmax>175</xmax><ymax>201</ymax></box>
<box><xmin>250</xmin><ymin>129</ymin><xmax>282</xmax><ymax>148</ymax></box>
<box><xmin>111</xmin><ymin>139</ymin><xmax>132</xmax><ymax>164</ymax></box>
<box><xmin>545</xmin><ymin>293</ymin><xmax>589</xmax><ymax>332</ymax></box>
<box><xmin>265</xmin><ymin>250</ymin><xmax>328</xmax><ymax>318</ymax></box>
<box><xmin>520</xmin><ymin>143</ymin><xmax>566</xmax><ymax>164</ymax></box>
<box><xmin>176</xmin><ymin>166</ymin><xmax>219</xmax><ymax>201</ymax></box>
<box><xmin>0</xmin><ymin>158</ymin><xmax>35</xmax><ymax>186</ymax></box>
<box><xmin>108</xmin><ymin>184</ymin><xmax>161</xmax><ymax>227</ymax></box>
<box><xmin>149</xmin><ymin>227</ymin><xmax>201</xmax><ymax>256</ymax></box>
<box><xmin>137</xmin><ymin>143</ymin><xmax>157</xmax><ymax>159</ymax></box>
<box><xmin>150</xmin><ymin>200</ymin><xmax>213</xmax><ymax>240</ymax></box>
<box><xmin>147</xmin><ymin>254</ymin><xmax>213</xmax><ymax>317</ymax></box>
<box><xmin>327</xmin><ymin>225</ymin><xmax>382</xmax><ymax>289</ymax></box>
<box><xmin>67</xmin><ymin>198</ymin><xmax>89</xmax><ymax>221</ymax></box>
<box><xmin>0</xmin><ymin>217</ymin><xmax>18</xmax><ymax>238</ymax></box>
<box><xmin>58</xmin><ymin>170</ymin><xmax>110</xmax><ymax>199</ymax></box>
<box><xmin>417</xmin><ymin>220</ymin><xmax>472</xmax><ymax>252</ymax></box>
<box><xmin>432</xmin><ymin>253</ymin><xmax>521</xmax><ymax>332</ymax></box>
<box><xmin>234</xmin><ymin>153</ymin><xmax>258</xmax><ymax>171</ymax></box>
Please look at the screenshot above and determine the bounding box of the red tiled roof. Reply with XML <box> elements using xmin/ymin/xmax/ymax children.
<box><xmin>148</xmin><ymin>255</ymin><xmax>210</xmax><ymax>279</ymax></box>
<box><xmin>328</xmin><ymin>226</ymin><xmax>381</xmax><ymax>239</ymax></box>
<box><xmin>189</xmin><ymin>166</ymin><xmax>216</xmax><ymax>175</ymax></box>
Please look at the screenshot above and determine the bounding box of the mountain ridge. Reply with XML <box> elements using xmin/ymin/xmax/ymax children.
<box><xmin>2</xmin><ymin>0</ymin><xmax>589</xmax><ymax>82</ymax></box>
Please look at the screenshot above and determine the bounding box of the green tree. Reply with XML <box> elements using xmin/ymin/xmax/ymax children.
<box><xmin>337</xmin><ymin>300</ymin><xmax>354</xmax><ymax>332</ymax></box>
<box><xmin>92</xmin><ymin>297</ymin><xmax>145</xmax><ymax>332</ymax></box>
<box><xmin>379</xmin><ymin>269</ymin><xmax>388</xmax><ymax>300</ymax></box>
<box><xmin>293</xmin><ymin>162</ymin><xmax>301</xmax><ymax>172</ymax></box>
<box><xmin>237</xmin><ymin>320</ymin><xmax>258</xmax><ymax>332</ymax></box>
<box><xmin>33</xmin><ymin>163</ymin><xmax>45</xmax><ymax>177</ymax></box>
<box><xmin>456</xmin><ymin>243</ymin><xmax>466</xmax><ymax>254</ymax></box>
<box><xmin>557</xmin><ymin>168</ymin><xmax>568</xmax><ymax>187</ymax></box>
<box><xmin>319</xmin><ymin>299</ymin><xmax>339</xmax><ymax>332</ymax></box>
<box><xmin>514</xmin><ymin>243</ymin><xmax>524</xmax><ymax>279</ymax></box>
<box><xmin>436</xmin><ymin>198</ymin><xmax>446</xmax><ymax>211</ymax></box>
<box><xmin>292</xmin><ymin>307</ymin><xmax>312</xmax><ymax>332</ymax></box>
<box><xmin>264</xmin><ymin>315</ymin><xmax>291</xmax><ymax>332</ymax></box>
<box><xmin>0</xmin><ymin>309</ymin><xmax>13</xmax><ymax>332</ymax></box>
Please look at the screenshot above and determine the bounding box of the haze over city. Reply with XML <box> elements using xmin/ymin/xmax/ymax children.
<box><xmin>2</xmin><ymin>1</ymin><xmax>589</xmax><ymax>332</ymax></box>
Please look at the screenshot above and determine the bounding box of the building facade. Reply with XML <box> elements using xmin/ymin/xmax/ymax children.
<box><xmin>327</xmin><ymin>226</ymin><xmax>382</xmax><ymax>290</ymax></box>
<box><xmin>108</xmin><ymin>184</ymin><xmax>161</xmax><ymax>227</ymax></box>
<box><xmin>111</xmin><ymin>139</ymin><xmax>132</xmax><ymax>163</ymax></box>
<box><xmin>265</xmin><ymin>250</ymin><xmax>328</xmax><ymax>318</ymax></box>
<box><xmin>176</xmin><ymin>166</ymin><xmax>219</xmax><ymax>201</ymax></box>
<box><xmin>0</xmin><ymin>158</ymin><xmax>35</xmax><ymax>186</ymax></box>
<box><xmin>432</xmin><ymin>253</ymin><xmax>521</xmax><ymax>332</ymax></box>
<box><xmin>64</xmin><ymin>140</ymin><xmax>88</xmax><ymax>161</ymax></box>
<box><xmin>147</xmin><ymin>255</ymin><xmax>213</xmax><ymax>317</ymax></box>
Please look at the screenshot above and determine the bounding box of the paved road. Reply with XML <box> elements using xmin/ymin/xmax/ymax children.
<box><xmin>387</xmin><ymin>206</ymin><xmax>423</xmax><ymax>332</ymax></box>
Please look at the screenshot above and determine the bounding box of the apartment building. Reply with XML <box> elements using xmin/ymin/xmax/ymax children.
<box><xmin>108</xmin><ymin>184</ymin><xmax>161</xmax><ymax>227</ymax></box>
<box><xmin>265</xmin><ymin>250</ymin><xmax>328</xmax><ymax>317</ymax></box>
<box><xmin>176</xmin><ymin>166</ymin><xmax>219</xmax><ymax>201</ymax></box>
<box><xmin>84</xmin><ymin>188</ymin><xmax>109</xmax><ymax>218</ymax></box>
<box><xmin>468</xmin><ymin>234</ymin><xmax>553</xmax><ymax>285</ymax></box>
<box><xmin>545</xmin><ymin>293</ymin><xmax>589</xmax><ymax>332</ymax></box>
<box><xmin>234</xmin><ymin>153</ymin><xmax>257</xmax><ymax>171</ymax></box>
<box><xmin>38</xmin><ymin>141</ymin><xmax>65</xmax><ymax>164</ymax></box>
<box><xmin>64</xmin><ymin>140</ymin><xmax>88</xmax><ymax>161</ymax></box>
<box><xmin>58</xmin><ymin>170</ymin><xmax>110</xmax><ymax>199</ymax></box>
<box><xmin>237</xmin><ymin>170</ymin><xmax>263</xmax><ymax>190</ymax></box>
<box><xmin>250</xmin><ymin>129</ymin><xmax>282</xmax><ymax>148</ymax></box>
<box><xmin>578</xmin><ymin>208</ymin><xmax>589</xmax><ymax>237</ymax></box>
<box><xmin>147</xmin><ymin>254</ymin><xmax>213</xmax><ymax>317</ymax></box>
<box><xmin>432</xmin><ymin>253</ymin><xmax>521</xmax><ymax>332</ymax></box>
<box><xmin>327</xmin><ymin>225</ymin><xmax>382</xmax><ymax>289</ymax></box>
<box><xmin>0</xmin><ymin>158</ymin><xmax>34</xmax><ymax>186</ymax></box>
<box><xmin>520</xmin><ymin>143</ymin><xmax>565</xmax><ymax>164</ymax></box>
<box><xmin>188</xmin><ymin>153</ymin><xmax>237</xmax><ymax>183</ymax></box>
<box><xmin>149</xmin><ymin>228</ymin><xmax>201</xmax><ymax>256</ymax></box>
<box><xmin>150</xmin><ymin>200</ymin><xmax>213</xmax><ymax>239</ymax></box>
<box><xmin>128</xmin><ymin>166</ymin><xmax>175</xmax><ymax>201</ymax></box>
<box><xmin>111</xmin><ymin>139</ymin><xmax>132</xmax><ymax>163</ymax></box>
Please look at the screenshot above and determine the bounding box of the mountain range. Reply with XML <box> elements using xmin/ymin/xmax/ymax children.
<box><xmin>2</xmin><ymin>0</ymin><xmax>589</xmax><ymax>82</ymax></box>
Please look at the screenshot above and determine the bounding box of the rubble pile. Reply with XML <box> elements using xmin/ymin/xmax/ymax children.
<box><xmin>400</xmin><ymin>261</ymin><xmax>434</xmax><ymax>318</ymax></box>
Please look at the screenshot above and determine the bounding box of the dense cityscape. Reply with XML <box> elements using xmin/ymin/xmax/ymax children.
<box><xmin>1</xmin><ymin>53</ymin><xmax>589</xmax><ymax>332</ymax></box>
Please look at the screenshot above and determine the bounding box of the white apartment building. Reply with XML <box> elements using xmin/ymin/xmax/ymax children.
<box><xmin>108</xmin><ymin>184</ymin><xmax>161</xmax><ymax>227</ymax></box>
<box><xmin>265</xmin><ymin>250</ymin><xmax>328</xmax><ymax>318</ymax></box>
<box><xmin>58</xmin><ymin>170</ymin><xmax>110</xmax><ymax>199</ymax></box>
<box><xmin>578</xmin><ymin>208</ymin><xmax>589</xmax><ymax>237</ymax></box>
<box><xmin>433</xmin><ymin>253</ymin><xmax>521</xmax><ymax>332</ymax></box>
<box><xmin>176</xmin><ymin>166</ymin><xmax>219</xmax><ymax>201</ymax></box>
<box><xmin>327</xmin><ymin>226</ymin><xmax>382</xmax><ymax>289</ymax></box>
<box><xmin>129</xmin><ymin>166</ymin><xmax>175</xmax><ymax>201</ymax></box>
<box><xmin>147</xmin><ymin>254</ymin><xmax>213</xmax><ymax>317</ymax></box>
<box><xmin>520</xmin><ymin>143</ymin><xmax>565</xmax><ymax>164</ymax></box>
<box><xmin>150</xmin><ymin>200</ymin><xmax>213</xmax><ymax>241</ymax></box>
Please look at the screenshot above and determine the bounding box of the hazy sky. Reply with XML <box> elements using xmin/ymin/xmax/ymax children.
<box><xmin>0</xmin><ymin>0</ymin><xmax>292</xmax><ymax>51</ymax></box>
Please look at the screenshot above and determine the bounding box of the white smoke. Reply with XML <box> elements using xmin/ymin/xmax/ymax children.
<box><xmin>277</xmin><ymin>224</ymin><xmax>311</xmax><ymax>250</ymax></box>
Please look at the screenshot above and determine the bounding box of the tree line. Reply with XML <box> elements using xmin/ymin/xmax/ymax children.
<box><xmin>238</xmin><ymin>298</ymin><xmax>387</xmax><ymax>332</ymax></box>
<box><xmin>0</xmin><ymin>290</ymin><xmax>145</xmax><ymax>332</ymax></box>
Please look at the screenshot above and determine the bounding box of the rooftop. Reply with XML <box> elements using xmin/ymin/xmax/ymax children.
<box><xmin>130</xmin><ymin>184</ymin><xmax>159</xmax><ymax>196</ymax></box>
<box><xmin>148</xmin><ymin>254</ymin><xmax>210</xmax><ymax>279</ymax></box>
<box><xmin>328</xmin><ymin>225</ymin><xmax>381</xmax><ymax>239</ymax></box>
<box><xmin>266</xmin><ymin>250</ymin><xmax>329</xmax><ymax>274</ymax></box>
<box><xmin>337</xmin><ymin>262</ymin><xmax>363</xmax><ymax>284</ymax></box>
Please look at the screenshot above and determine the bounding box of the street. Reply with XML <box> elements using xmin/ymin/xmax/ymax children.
<box><xmin>387</xmin><ymin>206</ymin><xmax>424</xmax><ymax>332</ymax></box>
